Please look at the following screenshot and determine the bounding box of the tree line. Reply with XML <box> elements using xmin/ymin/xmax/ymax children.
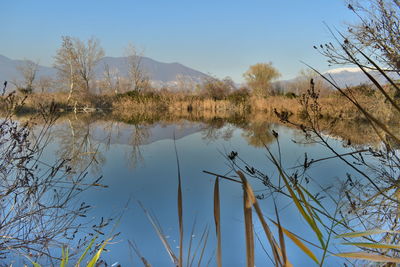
<box><xmin>11</xmin><ymin>37</ymin><xmax>294</xmax><ymax>103</ymax></box>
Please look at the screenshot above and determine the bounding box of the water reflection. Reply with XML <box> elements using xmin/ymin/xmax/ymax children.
<box><xmin>18</xmin><ymin>110</ymin><xmax>396</xmax><ymax>265</ymax></box>
<box><xmin>26</xmin><ymin>110</ymin><xmax>389</xmax><ymax>180</ymax></box>
<box><xmin>53</xmin><ymin>117</ymin><xmax>106</xmax><ymax>174</ymax></box>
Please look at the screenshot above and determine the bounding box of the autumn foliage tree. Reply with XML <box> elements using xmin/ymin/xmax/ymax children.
<box><xmin>243</xmin><ymin>62</ymin><xmax>281</xmax><ymax>97</ymax></box>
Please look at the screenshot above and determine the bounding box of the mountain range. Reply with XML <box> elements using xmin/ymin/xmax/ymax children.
<box><xmin>0</xmin><ymin>54</ymin><xmax>209</xmax><ymax>88</ymax></box>
<box><xmin>320</xmin><ymin>67</ymin><xmax>397</xmax><ymax>87</ymax></box>
<box><xmin>278</xmin><ymin>66</ymin><xmax>399</xmax><ymax>93</ymax></box>
<box><xmin>0</xmin><ymin>55</ymin><xmax>56</xmax><ymax>83</ymax></box>
<box><xmin>1</xmin><ymin>54</ymin><xmax>396</xmax><ymax>91</ymax></box>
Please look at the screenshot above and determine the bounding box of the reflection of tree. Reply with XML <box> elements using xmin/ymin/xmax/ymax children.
<box><xmin>53</xmin><ymin>117</ymin><xmax>105</xmax><ymax>174</ymax></box>
<box><xmin>201</xmin><ymin>117</ymin><xmax>235</xmax><ymax>143</ymax></box>
<box><xmin>241</xmin><ymin>121</ymin><xmax>274</xmax><ymax>147</ymax></box>
<box><xmin>50</xmin><ymin>114</ymin><xmax>152</xmax><ymax>171</ymax></box>
<box><xmin>127</xmin><ymin>124</ymin><xmax>149</xmax><ymax>168</ymax></box>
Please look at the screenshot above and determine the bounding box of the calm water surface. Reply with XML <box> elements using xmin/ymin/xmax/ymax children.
<box><xmin>34</xmin><ymin>117</ymin><xmax>359</xmax><ymax>266</ymax></box>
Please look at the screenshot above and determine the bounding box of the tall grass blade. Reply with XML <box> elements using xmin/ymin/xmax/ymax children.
<box><xmin>243</xmin><ymin>181</ymin><xmax>255</xmax><ymax>267</ymax></box>
<box><xmin>335</xmin><ymin>252</ymin><xmax>400</xmax><ymax>263</ymax></box>
<box><xmin>213</xmin><ymin>177</ymin><xmax>222</xmax><ymax>267</ymax></box>
<box><xmin>197</xmin><ymin>227</ymin><xmax>210</xmax><ymax>267</ymax></box>
<box><xmin>236</xmin><ymin>171</ymin><xmax>286</xmax><ymax>267</ymax></box>
<box><xmin>266</xmin><ymin>150</ymin><xmax>325</xmax><ymax>248</ymax></box>
<box><xmin>76</xmin><ymin>237</ymin><xmax>97</xmax><ymax>266</ymax></box>
<box><xmin>274</xmin><ymin>203</ymin><xmax>287</xmax><ymax>266</ymax></box>
<box><xmin>177</xmin><ymin>172</ymin><xmax>183</xmax><ymax>267</ymax></box>
<box><xmin>336</xmin><ymin>229</ymin><xmax>400</xmax><ymax>239</ymax></box>
<box><xmin>342</xmin><ymin>242</ymin><xmax>400</xmax><ymax>250</ymax></box>
<box><xmin>138</xmin><ymin>201</ymin><xmax>178</xmax><ymax>265</ymax></box>
<box><xmin>188</xmin><ymin>225</ymin><xmax>208</xmax><ymax>267</ymax></box>
<box><xmin>24</xmin><ymin>256</ymin><xmax>41</xmax><ymax>267</ymax></box>
<box><xmin>271</xmin><ymin>220</ymin><xmax>320</xmax><ymax>264</ymax></box>
<box><xmin>128</xmin><ymin>240</ymin><xmax>152</xmax><ymax>267</ymax></box>
<box><xmin>298</xmin><ymin>185</ymin><xmax>325</xmax><ymax>211</ymax></box>
<box><xmin>186</xmin><ymin>219</ymin><xmax>197</xmax><ymax>267</ymax></box>
<box><xmin>60</xmin><ymin>246</ymin><xmax>69</xmax><ymax>267</ymax></box>
<box><xmin>294</xmin><ymin>185</ymin><xmax>325</xmax><ymax>248</ymax></box>
<box><xmin>174</xmin><ymin>137</ymin><xmax>184</xmax><ymax>267</ymax></box>
<box><xmin>255</xmin><ymin>231</ymin><xmax>275</xmax><ymax>265</ymax></box>
<box><xmin>86</xmin><ymin>238</ymin><xmax>111</xmax><ymax>267</ymax></box>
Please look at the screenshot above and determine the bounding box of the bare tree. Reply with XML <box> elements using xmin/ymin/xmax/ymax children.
<box><xmin>54</xmin><ymin>36</ymin><xmax>104</xmax><ymax>100</ymax></box>
<box><xmin>74</xmin><ymin>37</ymin><xmax>104</xmax><ymax>93</ymax></box>
<box><xmin>54</xmin><ymin>36</ymin><xmax>77</xmax><ymax>101</ymax></box>
<box><xmin>175</xmin><ymin>74</ymin><xmax>196</xmax><ymax>92</ymax></box>
<box><xmin>13</xmin><ymin>59</ymin><xmax>39</xmax><ymax>94</ymax></box>
<box><xmin>37</xmin><ymin>75</ymin><xmax>54</xmax><ymax>93</ymax></box>
<box><xmin>125</xmin><ymin>44</ymin><xmax>150</xmax><ymax>92</ymax></box>
<box><xmin>287</xmin><ymin>69</ymin><xmax>331</xmax><ymax>96</ymax></box>
<box><xmin>101</xmin><ymin>63</ymin><xmax>121</xmax><ymax>94</ymax></box>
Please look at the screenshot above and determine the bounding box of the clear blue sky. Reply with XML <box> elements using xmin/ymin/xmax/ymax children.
<box><xmin>1</xmin><ymin>0</ymin><xmax>356</xmax><ymax>81</ymax></box>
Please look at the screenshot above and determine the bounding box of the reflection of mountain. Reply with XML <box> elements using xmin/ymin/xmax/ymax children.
<box><xmin>90</xmin><ymin>121</ymin><xmax>205</xmax><ymax>146</ymax></box>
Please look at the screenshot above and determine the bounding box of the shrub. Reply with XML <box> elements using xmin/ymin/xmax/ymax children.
<box><xmin>284</xmin><ymin>92</ymin><xmax>297</xmax><ymax>98</ymax></box>
<box><xmin>200</xmin><ymin>76</ymin><xmax>235</xmax><ymax>100</ymax></box>
<box><xmin>227</xmin><ymin>87</ymin><xmax>250</xmax><ymax>104</ymax></box>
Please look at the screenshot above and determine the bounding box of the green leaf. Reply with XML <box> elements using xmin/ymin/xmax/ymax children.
<box><xmin>23</xmin><ymin>255</ymin><xmax>42</xmax><ymax>267</ymax></box>
<box><xmin>75</xmin><ymin>237</ymin><xmax>97</xmax><ymax>266</ymax></box>
<box><xmin>60</xmin><ymin>246</ymin><xmax>69</xmax><ymax>267</ymax></box>
<box><xmin>86</xmin><ymin>238</ymin><xmax>111</xmax><ymax>267</ymax></box>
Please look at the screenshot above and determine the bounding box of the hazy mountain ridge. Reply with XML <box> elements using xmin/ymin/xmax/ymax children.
<box><xmin>0</xmin><ymin>54</ymin><xmax>209</xmax><ymax>87</ymax></box>
<box><xmin>321</xmin><ymin>68</ymin><xmax>398</xmax><ymax>87</ymax></box>
<box><xmin>280</xmin><ymin>67</ymin><xmax>399</xmax><ymax>92</ymax></box>
<box><xmin>2</xmin><ymin>53</ymin><xmax>397</xmax><ymax>92</ymax></box>
<box><xmin>96</xmin><ymin>56</ymin><xmax>209</xmax><ymax>83</ymax></box>
<box><xmin>0</xmin><ymin>55</ymin><xmax>56</xmax><ymax>84</ymax></box>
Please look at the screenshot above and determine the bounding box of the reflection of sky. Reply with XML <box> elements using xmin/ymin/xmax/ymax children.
<box><xmin>36</xmin><ymin>121</ymin><xmax>359</xmax><ymax>266</ymax></box>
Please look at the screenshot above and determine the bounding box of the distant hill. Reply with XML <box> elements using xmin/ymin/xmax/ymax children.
<box><xmin>96</xmin><ymin>56</ymin><xmax>209</xmax><ymax>83</ymax></box>
<box><xmin>320</xmin><ymin>67</ymin><xmax>396</xmax><ymax>87</ymax></box>
<box><xmin>0</xmin><ymin>54</ymin><xmax>209</xmax><ymax>89</ymax></box>
<box><xmin>279</xmin><ymin>67</ymin><xmax>399</xmax><ymax>92</ymax></box>
<box><xmin>0</xmin><ymin>55</ymin><xmax>56</xmax><ymax>84</ymax></box>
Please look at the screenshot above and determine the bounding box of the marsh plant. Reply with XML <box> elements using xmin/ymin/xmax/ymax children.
<box><xmin>200</xmin><ymin>1</ymin><xmax>400</xmax><ymax>265</ymax></box>
<box><xmin>0</xmin><ymin>90</ymin><xmax>111</xmax><ymax>265</ymax></box>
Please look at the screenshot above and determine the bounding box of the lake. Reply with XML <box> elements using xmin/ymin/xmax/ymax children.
<box><xmin>9</xmin><ymin>113</ymin><xmax>380</xmax><ymax>266</ymax></box>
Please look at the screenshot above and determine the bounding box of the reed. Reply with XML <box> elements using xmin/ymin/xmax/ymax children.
<box><xmin>26</xmin><ymin>237</ymin><xmax>111</xmax><ymax>267</ymax></box>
